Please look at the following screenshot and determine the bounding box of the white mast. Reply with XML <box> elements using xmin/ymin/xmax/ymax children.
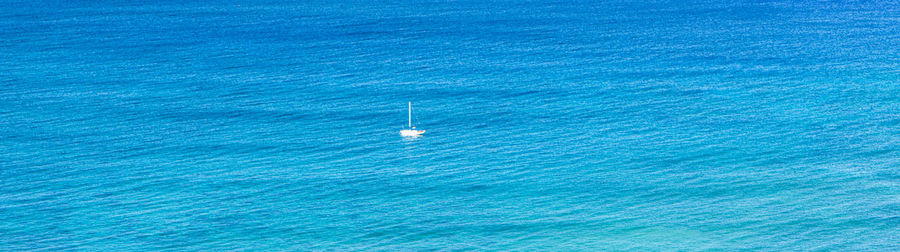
<box><xmin>408</xmin><ymin>101</ymin><xmax>412</xmax><ymax>128</ymax></box>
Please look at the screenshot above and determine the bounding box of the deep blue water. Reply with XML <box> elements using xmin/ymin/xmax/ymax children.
<box><xmin>2</xmin><ymin>0</ymin><xmax>899</xmax><ymax>250</ymax></box>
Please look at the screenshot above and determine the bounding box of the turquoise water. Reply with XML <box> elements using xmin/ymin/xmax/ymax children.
<box><xmin>2</xmin><ymin>0</ymin><xmax>899</xmax><ymax>250</ymax></box>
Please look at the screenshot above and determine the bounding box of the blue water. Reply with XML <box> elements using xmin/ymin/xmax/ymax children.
<box><xmin>2</xmin><ymin>0</ymin><xmax>899</xmax><ymax>250</ymax></box>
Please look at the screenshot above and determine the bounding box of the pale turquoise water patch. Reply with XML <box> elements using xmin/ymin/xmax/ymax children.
<box><xmin>1</xmin><ymin>0</ymin><xmax>899</xmax><ymax>250</ymax></box>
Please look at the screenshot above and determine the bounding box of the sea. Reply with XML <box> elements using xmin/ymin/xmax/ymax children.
<box><xmin>1</xmin><ymin>0</ymin><xmax>899</xmax><ymax>250</ymax></box>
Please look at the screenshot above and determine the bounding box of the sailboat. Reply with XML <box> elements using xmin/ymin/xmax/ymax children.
<box><xmin>400</xmin><ymin>101</ymin><xmax>425</xmax><ymax>136</ymax></box>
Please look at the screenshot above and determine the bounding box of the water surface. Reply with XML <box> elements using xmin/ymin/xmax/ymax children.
<box><xmin>2</xmin><ymin>0</ymin><xmax>899</xmax><ymax>250</ymax></box>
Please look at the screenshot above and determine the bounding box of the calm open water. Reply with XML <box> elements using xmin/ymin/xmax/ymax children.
<box><xmin>2</xmin><ymin>0</ymin><xmax>899</xmax><ymax>250</ymax></box>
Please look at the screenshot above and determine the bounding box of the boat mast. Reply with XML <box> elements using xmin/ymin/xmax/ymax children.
<box><xmin>408</xmin><ymin>101</ymin><xmax>412</xmax><ymax>128</ymax></box>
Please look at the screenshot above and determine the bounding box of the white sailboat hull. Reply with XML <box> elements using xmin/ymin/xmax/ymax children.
<box><xmin>400</xmin><ymin>129</ymin><xmax>425</xmax><ymax>136</ymax></box>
